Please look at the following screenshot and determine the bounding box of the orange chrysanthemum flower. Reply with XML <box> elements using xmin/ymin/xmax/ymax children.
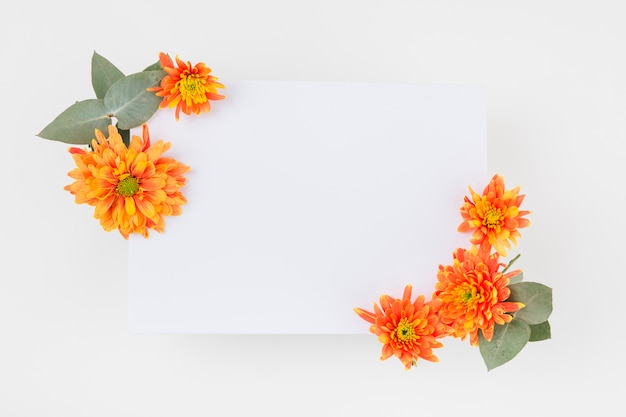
<box><xmin>65</xmin><ymin>124</ymin><xmax>190</xmax><ymax>239</ymax></box>
<box><xmin>148</xmin><ymin>52</ymin><xmax>225</xmax><ymax>121</ymax></box>
<box><xmin>458</xmin><ymin>173</ymin><xmax>531</xmax><ymax>256</ymax></box>
<box><xmin>433</xmin><ymin>247</ymin><xmax>524</xmax><ymax>346</ymax></box>
<box><xmin>354</xmin><ymin>284</ymin><xmax>449</xmax><ymax>370</ymax></box>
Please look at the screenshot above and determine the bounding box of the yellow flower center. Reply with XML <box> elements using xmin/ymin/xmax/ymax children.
<box><xmin>394</xmin><ymin>318</ymin><xmax>417</xmax><ymax>343</ymax></box>
<box><xmin>483</xmin><ymin>206</ymin><xmax>503</xmax><ymax>229</ymax></box>
<box><xmin>179</xmin><ymin>74</ymin><xmax>207</xmax><ymax>103</ymax></box>
<box><xmin>116</xmin><ymin>174</ymin><xmax>140</xmax><ymax>197</ymax></box>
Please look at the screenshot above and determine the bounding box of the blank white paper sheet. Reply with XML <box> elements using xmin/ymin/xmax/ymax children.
<box><xmin>128</xmin><ymin>80</ymin><xmax>487</xmax><ymax>334</ymax></box>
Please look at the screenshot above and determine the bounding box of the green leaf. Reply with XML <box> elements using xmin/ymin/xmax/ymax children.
<box><xmin>508</xmin><ymin>271</ymin><xmax>524</xmax><ymax>284</ymax></box>
<box><xmin>37</xmin><ymin>99</ymin><xmax>111</xmax><ymax>144</ymax></box>
<box><xmin>103</xmin><ymin>70</ymin><xmax>166</xmax><ymax>130</ymax></box>
<box><xmin>117</xmin><ymin>126</ymin><xmax>131</xmax><ymax>148</ymax></box>
<box><xmin>508</xmin><ymin>282</ymin><xmax>553</xmax><ymax>325</ymax></box>
<box><xmin>529</xmin><ymin>320</ymin><xmax>551</xmax><ymax>342</ymax></box>
<box><xmin>91</xmin><ymin>51</ymin><xmax>125</xmax><ymax>100</ymax></box>
<box><xmin>143</xmin><ymin>60</ymin><xmax>163</xmax><ymax>72</ymax></box>
<box><xmin>479</xmin><ymin>318</ymin><xmax>531</xmax><ymax>371</ymax></box>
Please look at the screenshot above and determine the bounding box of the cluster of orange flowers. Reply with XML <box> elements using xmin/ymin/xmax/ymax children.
<box><xmin>65</xmin><ymin>53</ymin><xmax>225</xmax><ymax>239</ymax></box>
<box><xmin>355</xmin><ymin>174</ymin><xmax>531</xmax><ymax>370</ymax></box>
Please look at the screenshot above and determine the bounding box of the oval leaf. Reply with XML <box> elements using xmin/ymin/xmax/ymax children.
<box><xmin>143</xmin><ymin>60</ymin><xmax>163</xmax><ymax>72</ymax></box>
<box><xmin>37</xmin><ymin>99</ymin><xmax>111</xmax><ymax>145</ymax></box>
<box><xmin>104</xmin><ymin>70</ymin><xmax>165</xmax><ymax>129</ymax></box>
<box><xmin>92</xmin><ymin>51</ymin><xmax>125</xmax><ymax>99</ymax></box>
<box><xmin>529</xmin><ymin>320</ymin><xmax>551</xmax><ymax>342</ymax></box>
<box><xmin>479</xmin><ymin>318</ymin><xmax>531</xmax><ymax>371</ymax></box>
<box><xmin>117</xmin><ymin>126</ymin><xmax>131</xmax><ymax>148</ymax></box>
<box><xmin>508</xmin><ymin>282</ymin><xmax>553</xmax><ymax>325</ymax></box>
<box><xmin>508</xmin><ymin>271</ymin><xmax>524</xmax><ymax>285</ymax></box>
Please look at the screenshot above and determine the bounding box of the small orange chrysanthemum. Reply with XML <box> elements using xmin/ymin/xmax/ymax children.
<box><xmin>64</xmin><ymin>124</ymin><xmax>190</xmax><ymax>239</ymax></box>
<box><xmin>354</xmin><ymin>284</ymin><xmax>449</xmax><ymax>370</ymax></box>
<box><xmin>433</xmin><ymin>247</ymin><xmax>524</xmax><ymax>346</ymax></box>
<box><xmin>148</xmin><ymin>52</ymin><xmax>225</xmax><ymax>121</ymax></box>
<box><xmin>458</xmin><ymin>173</ymin><xmax>531</xmax><ymax>256</ymax></box>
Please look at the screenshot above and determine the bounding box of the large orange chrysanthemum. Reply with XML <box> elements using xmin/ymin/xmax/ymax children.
<box><xmin>433</xmin><ymin>247</ymin><xmax>524</xmax><ymax>346</ymax></box>
<box><xmin>148</xmin><ymin>52</ymin><xmax>225</xmax><ymax>121</ymax></box>
<box><xmin>65</xmin><ymin>124</ymin><xmax>190</xmax><ymax>239</ymax></box>
<box><xmin>354</xmin><ymin>285</ymin><xmax>449</xmax><ymax>370</ymax></box>
<box><xmin>458</xmin><ymin>174</ymin><xmax>531</xmax><ymax>256</ymax></box>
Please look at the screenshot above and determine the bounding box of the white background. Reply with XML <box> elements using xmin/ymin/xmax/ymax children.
<box><xmin>1</xmin><ymin>1</ymin><xmax>624</xmax><ymax>415</ymax></box>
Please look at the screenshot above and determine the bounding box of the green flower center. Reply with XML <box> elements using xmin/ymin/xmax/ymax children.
<box><xmin>116</xmin><ymin>175</ymin><xmax>140</xmax><ymax>197</ymax></box>
<box><xmin>180</xmin><ymin>75</ymin><xmax>206</xmax><ymax>102</ymax></box>
<box><xmin>460</xmin><ymin>290</ymin><xmax>474</xmax><ymax>303</ymax></box>
<box><xmin>395</xmin><ymin>318</ymin><xmax>417</xmax><ymax>343</ymax></box>
<box><xmin>483</xmin><ymin>206</ymin><xmax>503</xmax><ymax>229</ymax></box>
<box><xmin>455</xmin><ymin>282</ymin><xmax>485</xmax><ymax>309</ymax></box>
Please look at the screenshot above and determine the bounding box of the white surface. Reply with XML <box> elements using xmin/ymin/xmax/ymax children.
<box><xmin>2</xmin><ymin>0</ymin><xmax>625</xmax><ymax>415</ymax></box>
<box><xmin>128</xmin><ymin>81</ymin><xmax>486</xmax><ymax>333</ymax></box>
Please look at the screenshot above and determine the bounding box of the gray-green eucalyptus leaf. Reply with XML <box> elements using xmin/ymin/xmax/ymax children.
<box><xmin>91</xmin><ymin>51</ymin><xmax>125</xmax><ymax>100</ymax></box>
<box><xmin>529</xmin><ymin>320</ymin><xmax>551</xmax><ymax>342</ymax></box>
<box><xmin>117</xmin><ymin>126</ymin><xmax>131</xmax><ymax>148</ymax></box>
<box><xmin>479</xmin><ymin>318</ymin><xmax>531</xmax><ymax>371</ymax></box>
<box><xmin>37</xmin><ymin>99</ymin><xmax>111</xmax><ymax>145</ymax></box>
<box><xmin>508</xmin><ymin>271</ymin><xmax>524</xmax><ymax>285</ymax></box>
<box><xmin>143</xmin><ymin>60</ymin><xmax>163</xmax><ymax>72</ymax></box>
<box><xmin>508</xmin><ymin>282</ymin><xmax>553</xmax><ymax>325</ymax></box>
<box><xmin>104</xmin><ymin>70</ymin><xmax>165</xmax><ymax>130</ymax></box>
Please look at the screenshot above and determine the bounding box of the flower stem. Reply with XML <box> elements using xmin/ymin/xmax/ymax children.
<box><xmin>502</xmin><ymin>254</ymin><xmax>520</xmax><ymax>274</ymax></box>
